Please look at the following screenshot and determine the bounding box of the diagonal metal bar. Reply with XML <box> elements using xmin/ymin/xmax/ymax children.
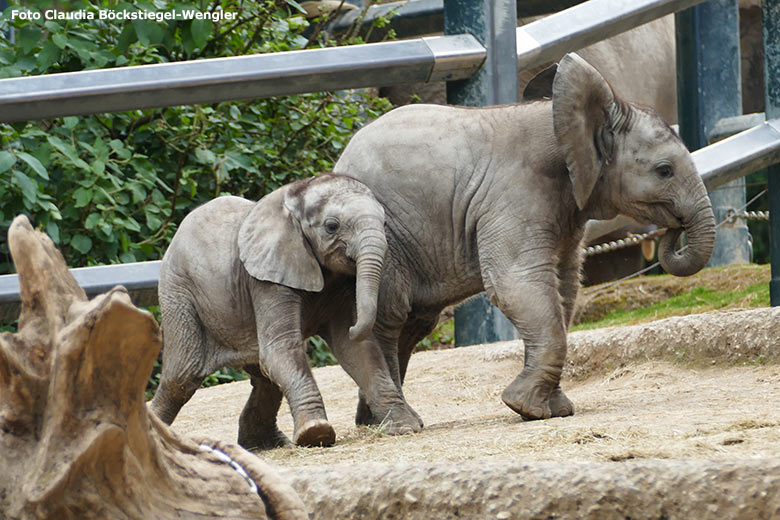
<box><xmin>695</xmin><ymin>119</ymin><xmax>780</xmax><ymax>190</ymax></box>
<box><xmin>0</xmin><ymin>0</ymin><xmax>708</xmax><ymax>125</ymax></box>
<box><xmin>0</xmin><ymin>34</ymin><xmax>485</xmax><ymax>123</ymax></box>
<box><xmin>516</xmin><ymin>0</ymin><xmax>707</xmax><ymax>70</ymax></box>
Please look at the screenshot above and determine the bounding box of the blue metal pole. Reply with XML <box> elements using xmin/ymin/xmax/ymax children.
<box><xmin>444</xmin><ymin>0</ymin><xmax>518</xmax><ymax>106</ymax></box>
<box><xmin>675</xmin><ymin>0</ymin><xmax>750</xmax><ymax>266</ymax></box>
<box><xmin>444</xmin><ymin>0</ymin><xmax>520</xmax><ymax>346</ymax></box>
<box><xmin>764</xmin><ymin>0</ymin><xmax>780</xmax><ymax>305</ymax></box>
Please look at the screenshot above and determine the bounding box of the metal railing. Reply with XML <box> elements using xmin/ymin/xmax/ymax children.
<box><xmin>0</xmin><ymin>0</ymin><xmax>704</xmax><ymax>123</ymax></box>
<box><xmin>1</xmin><ymin>0</ymin><xmax>779</xmax><ymax>327</ymax></box>
<box><xmin>0</xmin><ymin>35</ymin><xmax>485</xmax><ymax>122</ymax></box>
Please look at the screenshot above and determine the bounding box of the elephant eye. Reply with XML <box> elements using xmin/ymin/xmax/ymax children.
<box><xmin>324</xmin><ymin>218</ymin><xmax>340</xmax><ymax>234</ymax></box>
<box><xmin>655</xmin><ymin>163</ymin><xmax>674</xmax><ymax>179</ymax></box>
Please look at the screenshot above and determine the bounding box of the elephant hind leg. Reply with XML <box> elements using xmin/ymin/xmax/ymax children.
<box><xmin>238</xmin><ymin>365</ymin><xmax>293</xmax><ymax>450</ymax></box>
<box><xmin>149</xmin><ymin>298</ymin><xmax>213</xmax><ymax>425</ymax></box>
<box><xmin>239</xmin><ymin>365</ymin><xmax>335</xmax><ymax>449</ymax></box>
<box><xmin>149</xmin><ymin>373</ymin><xmax>202</xmax><ymax>424</ymax></box>
<box><xmin>327</xmin><ymin>318</ymin><xmax>421</xmax><ymax>435</ymax></box>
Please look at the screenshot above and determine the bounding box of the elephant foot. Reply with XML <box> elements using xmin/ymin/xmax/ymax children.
<box><xmin>238</xmin><ymin>425</ymin><xmax>292</xmax><ymax>451</ymax></box>
<box><xmin>409</xmin><ymin>406</ymin><xmax>424</xmax><ymax>429</ymax></box>
<box><xmin>293</xmin><ymin>419</ymin><xmax>336</xmax><ymax>447</ymax></box>
<box><xmin>548</xmin><ymin>385</ymin><xmax>574</xmax><ymax>417</ymax></box>
<box><xmin>502</xmin><ymin>371</ymin><xmax>573</xmax><ymax>421</ymax></box>
<box><xmin>361</xmin><ymin>404</ymin><xmax>423</xmax><ymax>435</ymax></box>
<box><xmin>355</xmin><ymin>398</ymin><xmax>373</xmax><ymax>427</ymax></box>
<box><xmin>356</xmin><ymin>397</ymin><xmax>424</xmax><ymax>430</ymax></box>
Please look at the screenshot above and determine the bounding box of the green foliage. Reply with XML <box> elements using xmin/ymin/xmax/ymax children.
<box><xmin>202</xmin><ymin>366</ymin><xmax>249</xmax><ymax>386</ymax></box>
<box><xmin>307</xmin><ymin>335</ymin><xmax>336</xmax><ymax>367</ymax></box>
<box><xmin>418</xmin><ymin>317</ymin><xmax>454</xmax><ymax>351</ymax></box>
<box><xmin>0</xmin><ymin>0</ymin><xmax>392</xmax><ymax>272</ymax></box>
<box><xmin>0</xmin><ymin>0</ymin><xmax>393</xmax><ymax>389</ymax></box>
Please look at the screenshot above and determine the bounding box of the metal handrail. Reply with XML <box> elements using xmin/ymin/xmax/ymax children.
<box><xmin>0</xmin><ymin>0</ymin><xmax>704</xmax><ymax>123</ymax></box>
<box><xmin>515</xmin><ymin>0</ymin><xmax>705</xmax><ymax>70</ymax></box>
<box><xmin>0</xmin><ymin>35</ymin><xmax>485</xmax><ymax>123</ymax></box>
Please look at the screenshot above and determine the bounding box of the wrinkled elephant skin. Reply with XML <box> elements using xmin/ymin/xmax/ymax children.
<box><xmin>148</xmin><ymin>173</ymin><xmax>418</xmax><ymax>449</ymax></box>
<box><xmin>333</xmin><ymin>53</ymin><xmax>715</xmax><ymax>424</ymax></box>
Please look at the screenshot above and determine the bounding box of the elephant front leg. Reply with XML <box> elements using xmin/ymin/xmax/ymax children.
<box><xmin>253</xmin><ymin>288</ymin><xmax>336</xmax><ymax>447</ymax></box>
<box><xmin>487</xmin><ymin>268</ymin><xmax>574</xmax><ymax>420</ymax></box>
<box><xmin>259</xmin><ymin>340</ymin><xmax>335</xmax><ymax>447</ymax></box>
<box><xmin>327</xmin><ymin>315</ymin><xmax>422</xmax><ymax>435</ymax></box>
<box><xmin>356</xmin><ymin>316</ymin><xmax>437</xmax><ymax>428</ymax></box>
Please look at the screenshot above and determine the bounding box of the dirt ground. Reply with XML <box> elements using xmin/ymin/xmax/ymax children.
<box><xmin>170</xmin><ymin>267</ymin><xmax>780</xmax><ymax>517</ymax></box>
<box><xmin>173</xmin><ymin>319</ymin><xmax>780</xmax><ymax>468</ymax></box>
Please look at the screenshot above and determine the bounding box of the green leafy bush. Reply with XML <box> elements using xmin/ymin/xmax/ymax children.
<box><xmin>0</xmin><ymin>0</ymin><xmax>392</xmax><ymax>272</ymax></box>
<box><xmin>0</xmin><ymin>0</ymin><xmax>393</xmax><ymax>385</ymax></box>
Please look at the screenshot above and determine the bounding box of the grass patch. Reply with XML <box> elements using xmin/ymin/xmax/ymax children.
<box><xmin>572</xmin><ymin>281</ymin><xmax>769</xmax><ymax>331</ymax></box>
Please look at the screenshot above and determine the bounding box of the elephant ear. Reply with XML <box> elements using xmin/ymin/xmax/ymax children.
<box><xmin>238</xmin><ymin>185</ymin><xmax>324</xmax><ymax>292</ymax></box>
<box><xmin>522</xmin><ymin>64</ymin><xmax>557</xmax><ymax>101</ymax></box>
<box><xmin>552</xmin><ymin>52</ymin><xmax>618</xmax><ymax>210</ymax></box>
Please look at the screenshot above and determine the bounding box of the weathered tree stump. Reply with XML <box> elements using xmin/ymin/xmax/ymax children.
<box><xmin>0</xmin><ymin>215</ymin><xmax>307</xmax><ymax>520</ymax></box>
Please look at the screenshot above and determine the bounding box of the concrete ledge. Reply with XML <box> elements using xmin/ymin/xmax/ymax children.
<box><xmin>565</xmin><ymin>307</ymin><xmax>780</xmax><ymax>378</ymax></box>
<box><xmin>278</xmin><ymin>458</ymin><xmax>780</xmax><ymax>519</ymax></box>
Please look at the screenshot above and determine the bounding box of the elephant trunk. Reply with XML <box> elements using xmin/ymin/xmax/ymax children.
<box><xmin>349</xmin><ymin>219</ymin><xmax>388</xmax><ymax>341</ymax></box>
<box><xmin>658</xmin><ymin>193</ymin><xmax>716</xmax><ymax>277</ymax></box>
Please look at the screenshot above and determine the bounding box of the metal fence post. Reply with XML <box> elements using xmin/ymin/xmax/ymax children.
<box><xmin>676</xmin><ymin>0</ymin><xmax>750</xmax><ymax>266</ymax></box>
<box><xmin>764</xmin><ymin>0</ymin><xmax>780</xmax><ymax>305</ymax></box>
<box><xmin>443</xmin><ymin>0</ymin><xmax>520</xmax><ymax>346</ymax></box>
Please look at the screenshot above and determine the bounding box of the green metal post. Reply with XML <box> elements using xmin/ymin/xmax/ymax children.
<box><xmin>764</xmin><ymin>0</ymin><xmax>780</xmax><ymax>305</ymax></box>
<box><xmin>676</xmin><ymin>0</ymin><xmax>750</xmax><ymax>266</ymax></box>
<box><xmin>444</xmin><ymin>0</ymin><xmax>520</xmax><ymax>346</ymax></box>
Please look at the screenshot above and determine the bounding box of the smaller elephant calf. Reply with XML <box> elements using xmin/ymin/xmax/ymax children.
<box><xmin>149</xmin><ymin>173</ymin><xmax>393</xmax><ymax>449</ymax></box>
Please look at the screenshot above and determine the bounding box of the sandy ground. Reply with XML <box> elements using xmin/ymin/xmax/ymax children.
<box><xmin>172</xmin><ymin>323</ymin><xmax>780</xmax><ymax>469</ymax></box>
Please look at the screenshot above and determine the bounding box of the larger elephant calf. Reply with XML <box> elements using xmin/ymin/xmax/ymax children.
<box><xmin>332</xmin><ymin>53</ymin><xmax>715</xmax><ymax>428</ymax></box>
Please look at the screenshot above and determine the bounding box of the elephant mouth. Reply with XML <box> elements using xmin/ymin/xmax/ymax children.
<box><xmin>632</xmin><ymin>203</ymin><xmax>683</xmax><ymax>229</ymax></box>
<box><xmin>323</xmin><ymin>243</ymin><xmax>356</xmax><ymax>275</ymax></box>
<box><xmin>668</xmin><ymin>216</ymin><xmax>685</xmax><ymax>229</ymax></box>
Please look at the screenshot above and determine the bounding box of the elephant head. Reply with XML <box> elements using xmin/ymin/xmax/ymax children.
<box><xmin>237</xmin><ymin>173</ymin><xmax>387</xmax><ymax>340</ymax></box>
<box><xmin>552</xmin><ymin>53</ymin><xmax>716</xmax><ymax>276</ymax></box>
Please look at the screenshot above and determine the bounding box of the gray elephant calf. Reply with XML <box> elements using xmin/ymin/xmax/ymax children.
<box><xmin>149</xmin><ymin>173</ymin><xmax>398</xmax><ymax>449</ymax></box>
<box><xmin>331</xmin><ymin>53</ymin><xmax>716</xmax><ymax>429</ymax></box>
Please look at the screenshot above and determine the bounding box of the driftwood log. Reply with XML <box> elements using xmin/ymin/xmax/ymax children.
<box><xmin>0</xmin><ymin>215</ymin><xmax>307</xmax><ymax>520</ymax></box>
